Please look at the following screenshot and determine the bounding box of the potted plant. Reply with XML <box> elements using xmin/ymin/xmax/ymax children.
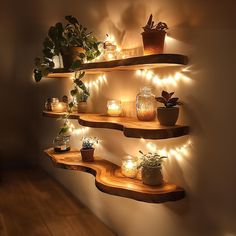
<box><xmin>138</xmin><ymin>150</ymin><xmax>167</xmax><ymax>186</ymax></box>
<box><xmin>80</xmin><ymin>137</ymin><xmax>98</xmax><ymax>162</ymax></box>
<box><xmin>61</xmin><ymin>16</ymin><xmax>101</xmax><ymax>68</ymax></box>
<box><xmin>76</xmin><ymin>90</ymin><xmax>89</xmax><ymax>113</ymax></box>
<box><xmin>33</xmin><ymin>15</ymin><xmax>101</xmax><ymax>82</ymax></box>
<box><xmin>141</xmin><ymin>14</ymin><xmax>168</xmax><ymax>55</ymax></box>
<box><xmin>156</xmin><ymin>91</ymin><xmax>182</xmax><ymax>126</ymax></box>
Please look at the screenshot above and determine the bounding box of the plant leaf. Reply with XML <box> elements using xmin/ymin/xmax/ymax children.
<box><xmin>156</xmin><ymin>97</ymin><xmax>166</xmax><ymax>104</ymax></box>
<box><xmin>162</xmin><ymin>90</ymin><xmax>170</xmax><ymax>101</ymax></box>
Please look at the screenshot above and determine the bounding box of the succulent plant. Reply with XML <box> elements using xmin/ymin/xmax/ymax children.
<box><xmin>142</xmin><ymin>14</ymin><xmax>168</xmax><ymax>32</ymax></box>
<box><xmin>138</xmin><ymin>150</ymin><xmax>167</xmax><ymax>169</ymax></box>
<box><xmin>82</xmin><ymin>137</ymin><xmax>98</xmax><ymax>149</ymax></box>
<box><xmin>156</xmin><ymin>90</ymin><xmax>182</xmax><ymax>108</ymax></box>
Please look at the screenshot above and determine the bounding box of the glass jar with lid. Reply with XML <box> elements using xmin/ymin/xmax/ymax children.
<box><xmin>53</xmin><ymin>135</ymin><xmax>71</xmax><ymax>153</ymax></box>
<box><xmin>136</xmin><ymin>87</ymin><xmax>156</xmax><ymax>121</ymax></box>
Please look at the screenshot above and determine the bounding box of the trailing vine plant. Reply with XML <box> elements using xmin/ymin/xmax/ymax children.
<box><xmin>33</xmin><ymin>15</ymin><xmax>101</xmax><ymax>136</ymax></box>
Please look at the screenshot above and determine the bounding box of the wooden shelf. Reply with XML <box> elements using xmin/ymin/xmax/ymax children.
<box><xmin>43</xmin><ymin>111</ymin><xmax>190</xmax><ymax>139</ymax></box>
<box><xmin>47</xmin><ymin>54</ymin><xmax>188</xmax><ymax>78</ymax></box>
<box><xmin>45</xmin><ymin>148</ymin><xmax>185</xmax><ymax>203</ymax></box>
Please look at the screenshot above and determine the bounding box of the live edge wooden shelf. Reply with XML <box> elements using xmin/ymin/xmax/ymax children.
<box><xmin>47</xmin><ymin>53</ymin><xmax>188</xmax><ymax>78</ymax></box>
<box><xmin>43</xmin><ymin>111</ymin><xmax>190</xmax><ymax>139</ymax></box>
<box><xmin>45</xmin><ymin>148</ymin><xmax>185</xmax><ymax>203</ymax></box>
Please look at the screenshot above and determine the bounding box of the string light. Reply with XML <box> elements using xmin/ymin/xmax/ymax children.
<box><xmin>144</xmin><ymin>139</ymin><xmax>192</xmax><ymax>161</ymax></box>
<box><xmin>84</xmin><ymin>74</ymin><xmax>107</xmax><ymax>89</ymax></box>
<box><xmin>135</xmin><ymin>69</ymin><xmax>192</xmax><ymax>86</ymax></box>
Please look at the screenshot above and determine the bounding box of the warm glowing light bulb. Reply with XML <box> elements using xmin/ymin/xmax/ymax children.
<box><xmin>136</xmin><ymin>70</ymin><xmax>142</xmax><ymax>76</ymax></box>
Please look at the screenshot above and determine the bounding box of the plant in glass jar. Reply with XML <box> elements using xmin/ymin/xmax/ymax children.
<box><xmin>80</xmin><ymin>137</ymin><xmax>99</xmax><ymax>162</ymax></box>
<box><xmin>138</xmin><ymin>150</ymin><xmax>167</xmax><ymax>186</ymax></box>
<box><xmin>142</xmin><ymin>14</ymin><xmax>168</xmax><ymax>55</ymax></box>
<box><xmin>156</xmin><ymin>90</ymin><xmax>182</xmax><ymax>126</ymax></box>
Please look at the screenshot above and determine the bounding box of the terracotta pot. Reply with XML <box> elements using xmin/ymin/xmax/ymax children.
<box><xmin>141</xmin><ymin>167</ymin><xmax>163</xmax><ymax>186</ymax></box>
<box><xmin>157</xmin><ymin>107</ymin><xmax>179</xmax><ymax>126</ymax></box>
<box><xmin>141</xmin><ymin>31</ymin><xmax>166</xmax><ymax>55</ymax></box>
<box><xmin>61</xmin><ymin>47</ymin><xmax>85</xmax><ymax>69</ymax></box>
<box><xmin>80</xmin><ymin>148</ymin><xmax>95</xmax><ymax>162</ymax></box>
<box><xmin>77</xmin><ymin>101</ymin><xmax>87</xmax><ymax>113</ymax></box>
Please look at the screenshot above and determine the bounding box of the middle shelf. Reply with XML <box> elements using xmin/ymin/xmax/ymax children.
<box><xmin>43</xmin><ymin>111</ymin><xmax>190</xmax><ymax>139</ymax></box>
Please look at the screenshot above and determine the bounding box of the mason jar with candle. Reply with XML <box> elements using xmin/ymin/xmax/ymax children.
<box><xmin>51</xmin><ymin>101</ymin><xmax>68</xmax><ymax>113</ymax></box>
<box><xmin>107</xmin><ymin>100</ymin><xmax>122</xmax><ymax>117</ymax></box>
<box><xmin>53</xmin><ymin>135</ymin><xmax>71</xmax><ymax>153</ymax></box>
<box><xmin>136</xmin><ymin>87</ymin><xmax>156</xmax><ymax>121</ymax></box>
<box><xmin>45</xmin><ymin>98</ymin><xmax>59</xmax><ymax>111</ymax></box>
<box><xmin>121</xmin><ymin>156</ymin><xmax>138</xmax><ymax>178</ymax></box>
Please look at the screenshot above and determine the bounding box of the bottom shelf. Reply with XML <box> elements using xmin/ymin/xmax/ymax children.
<box><xmin>45</xmin><ymin>148</ymin><xmax>185</xmax><ymax>203</ymax></box>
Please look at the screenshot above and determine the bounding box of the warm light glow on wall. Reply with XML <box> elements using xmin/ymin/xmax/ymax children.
<box><xmin>143</xmin><ymin>139</ymin><xmax>192</xmax><ymax>161</ymax></box>
<box><xmin>135</xmin><ymin>69</ymin><xmax>192</xmax><ymax>86</ymax></box>
<box><xmin>84</xmin><ymin>74</ymin><xmax>107</xmax><ymax>90</ymax></box>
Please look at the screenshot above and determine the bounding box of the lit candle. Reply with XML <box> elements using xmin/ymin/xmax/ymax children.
<box><xmin>51</xmin><ymin>102</ymin><xmax>68</xmax><ymax>113</ymax></box>
<box><xmin>107</xmin><ymin>100</ymin><xmax>122</xmax><ymax>117</ymax></box>
<box><xmin>137</xmin><ymin>109</ymin><xmax>156</xmax><ymax>121</ymax></box>
<box><xmin>121</xmin><ymin>156</ymin><xmax>138</xmax><ymax>178</ymax></box>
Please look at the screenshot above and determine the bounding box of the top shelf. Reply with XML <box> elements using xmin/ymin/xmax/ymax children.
<box><xmin>47</xmin><ymin>53</ymin><xmax>188</xmax><ymax>78</ymax></box>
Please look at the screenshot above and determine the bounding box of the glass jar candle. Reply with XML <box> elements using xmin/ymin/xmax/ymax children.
<box><xmin>53</xmin><ymin>135</ymin><xmax>71</xmax><ymax>153</ymax></box>
<box><xmin>45</xmin><ymin>98</ymin><xmax>59</xmax><ymax>111</ymax></box>
<box><xmin>103</xmin><ymin>45</ymin><xmax>117</xmax><ymax>61</ymax></box>
<box><xmin>121</xmin><ymin>156</ymin><xmax>138</xmax><ymax>178</ymax></box>
<box><xmin>136</xmin><ymin>87</ymin><xmax>156</xmax><ymax>121</ymax></box>
<box><xmin>51</xmin><ymin>101</ymin><xmax>68</xmax><ymax>113</ymax></box>
<box><xmin>107</xmin><ymin>100</ymin><xmax>122</xmax><ymax>117</ymax></box>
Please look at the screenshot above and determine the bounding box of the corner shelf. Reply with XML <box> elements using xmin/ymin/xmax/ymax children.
<box><xmin>47</xmin><ymin>53</ymin><xmax>188</xmax><ymax>78</ymax></box>
<box><xmin>45</xmin><ymin>148</ymin><xmax>185</xmax><ymax>203</ymax></box>
<box><xmin>43</xmin><ymin>111</ymin><xmax>190</xmax><ymax>139</ymax></box>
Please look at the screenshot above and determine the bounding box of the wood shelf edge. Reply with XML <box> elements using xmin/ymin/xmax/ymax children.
<box><xmin>44</xmin><ymin>148</ymin><xmax>185</xmax><ymax>203</ymax></box>
<box><xmin>43</xmin><ymin>111</ymin><xmax>190</xmax><ymax>139</ymax></box>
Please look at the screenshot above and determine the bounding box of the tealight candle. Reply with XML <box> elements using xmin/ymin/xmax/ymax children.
<box><xmin>107</xmin><ymin>100</ymin><xmax>122</xmax><ymax>117</ymax></box>
<box><xmin>121</xmin><ymin>156</ymin><xmax>138</xmax><ymax>178</ymax></box>
<box><xmin>51</xmin><ymin>102</ymin><xmax>68</xmax><ymax>113</ymax></box>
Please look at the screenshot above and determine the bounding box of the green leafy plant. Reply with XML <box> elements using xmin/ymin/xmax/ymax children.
<box><xmin>76</xmin><ymin>90</ymin><xmax>89</xmax><ymax>103</ymax></box>
<box><xmin>82</xmin><ymin>137</ymin><xmax>98</xmax><ymax>149</ymax></box>
<box><xmin>156</xmin><ymin>91</ymin><xmax>182</xmax><ymax>108</ymax></box>
<box><xmin>34</xmin><ymin>15</ymin><xmax>101</xmax><ymax>82</ymax></box>
<box><xmin>138</xmin><ymin>150</ymin><xmax>167</xmax><ymax>169</ymax></box>
<box><xmin>142</xmin><ymin>14</ymin><xmax>168</xmax><ymax>32</ymax></box>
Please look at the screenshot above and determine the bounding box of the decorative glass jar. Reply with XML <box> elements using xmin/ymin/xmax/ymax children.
<box><xmin>136</xmin><ymin>87</ymin><xmax>156</xmax><ymax>121</ymax></box>
<box><xmin>121</xmin><ymin>156</ymin><xmax>138</xmax><ymax>178</ymax></box>
<box><xmin>53</xmin><ymin>135</ymin><xmax>71</xmax><ymax>153</ymax></box>
<box><xmin>107</xmin><ymin>100</ymin><xmax>122</xmax><ymax>117</ymax></box>
<box><xmin>45</xmin><ymin>98</ymin><xmax>59</xmax><ymax>111</ymax></box>
<box><xmin>51</xmin><ymin>102</ymin><xmax>68</xmax><ymax>113</ymax></box>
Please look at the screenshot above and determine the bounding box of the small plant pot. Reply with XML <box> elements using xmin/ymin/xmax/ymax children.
<box><xmin>80</xmin><ymin>148</ymin><xmax>95</xmax><ymax>162</ymax></box>
<box><xmin>141</xmin><ymin>31</ymin><xmax>166</xmax><ymax>55</ymax></box>
<box><xmin>77</xmin><ymin>101</ymin><xmax>87</xmax><ymax>113</ymax></box>
<box><xmin>141</xmin><ymin>167</ymin><xmax>163</xmax><ymax>186</ymax></box>
<box><xmin>157</xmin><ymin>107</ymin><xmax>179</xmax><ymax>126</ymax></box>
<box><xmin>61</xmin><ymin>47</ymin><xmax>85</xmax><ymax>69</ymax></box>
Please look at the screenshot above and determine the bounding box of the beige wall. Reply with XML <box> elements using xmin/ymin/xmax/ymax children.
<box><xmin>1</xmin><ymin>0</ymin><xmax>236</xmax><ymax>235</ymax></box>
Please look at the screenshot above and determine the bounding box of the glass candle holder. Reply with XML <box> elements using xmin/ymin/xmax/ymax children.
<box><xmin>51</xmin><ymin>102</ymin><xmax>68</xmax><ymax>113</ymax></box>
<box><xmin>136</xmin><ymin>87</ymin><xmax>156</xmax><ymax>121</ymax></box>
<box><xmin>45</xmin><ymin>98</ymin><xmax>59</xmax><ymax>111</ymax></box>
<box><xmin>121</xmin><ymin>156</ymin><xmax>138</xmax><ymax>178</ymax></box>
<box><xmin>53</xmin><ymin>135</ymin><xmax>71</xmax><ymax>153</ymax></box>
<box><xmin>103</xmin><ymin>45</ymin><xmax>117</xmax><ymax>61</ymax></box>
<box><xmin>107</xmin><ymin>100</ymin><xmax>122</xmax><ymax>117</ymax></box>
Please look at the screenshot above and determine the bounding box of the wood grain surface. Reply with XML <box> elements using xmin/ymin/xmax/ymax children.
<box><xmin>43</xmin><ymin>111</ymin><xmax>190</xmax><ymax>139</ymax></box>
<box><xmin>45</xmin><ymin>148</ymin><xmax>185</xmax><ymax>203</ymax></box>
<box><xmin>46</xmin><ymin>54</ymin><xmax>188</xmax><ymax>78</ymax></box>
